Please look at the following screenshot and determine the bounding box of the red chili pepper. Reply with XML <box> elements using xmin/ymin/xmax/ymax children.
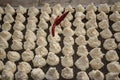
<box><xmin>51</xmin><ymin>11</ymin><xmax>69</xmax><ymax>37</ymax></box>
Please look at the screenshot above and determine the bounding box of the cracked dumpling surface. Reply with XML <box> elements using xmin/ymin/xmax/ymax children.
<box><xmin>46</xmin><ymin>52</ymin><xmax>59</xmax><ymax>66</ymax></box>
<box><xmin>11</xmin><ymin>40</ymin><xmax>23</xmax><ymax>50</ymax></box>
<box><xmin>63</xmin><ymin>37</ymin><xmax>74</xmax><ymax>46</ymax></box>
<box><xmin>35</xmin><ymin>46</ymin><xmax>48</xmax><ymax>57</ymax></box>
<box><xmin>31</xmin><ymin>68</ymin><xmax>45</xmax><ymax>80</ymax></box>
<box><xmin>90</xmin><ymin>58</ymin><xmax>104</xmax><ymax>69</ymax></box>
<box><xmin>61</xmin><ymin>67</ymin><xmax>73</xmax><ymax>79</ymax></box>
<box><xmin>25</xmin><ymin>30</ymin><xmax>36</xmax><ymax>42</ymax></box>
<box><xmin>103</xmin><ymin>38</ymin><xmax>117</xmax><ymax>50</ymax></box>
<box><xmin>89</xmin><ymin>48</ymin><xmax>104</xmax><ymax>59</ymax></box>
<box><xmin>87</xmin><ymin>27</ymin><xmax>99</xmax><ymax>37</ymax></box>
<box><xmin>13</xmin><ymin>21</ymin><xmax>25</xmax><ymax>31</ymax></box>
<box><xmin>106</xmin><ymin>72</ymin><xmax>120</xmax><ymax>80</ymax></box>
<box><xmin>15</xmin><ymin>71</ymin><xmax>28</xmax><ymax>80</ymax></box>
<box><xmin>86</xmin><ymin>3</ymin><xmax>97</xmax><ymax>12</ymax></box>
<box><xmin>0</xmin><ymin>48</ymin><xmax>6</xmax><ymax>60</ymax></box>
<box><xmin>32</xmin><ymin>55</ymin><xmax>46</xmax><ymax>68</ymax></box>
<box><xmin>0</xmin><ymin>31</ymin><xmax>11</xmax><ymax>41</ymax></box>
<box><xmin>114</xmin><ymin>32</ymin><xmax>120</xmax><ymax>42</ymax></box>
<box><xmin>7</xmin><ymin>51</ymin><xmax>20</xmax><ymax>62</ymax></box>
<box><xmin>97</xmin><ymin>11</ymin><xmax>108</xmax><ymax>21</ymax></box>
<box><xmin>75</xmin><ymin>4</ymin><xmax>85</xmax><ymax>12</ymax></box>
<box><xmin>86</xmin><ymin>10</ymin><xmax>96</xmax><ymax>20</ymax></box>
<box><xmin>112</xmin><ymin>21</ymin><xmax>120</xmax><ymax>32</ymax></box>
<box><xmin>75</xmin><ymin>35</ymin><xmax>87</xmax><ymax>46</ymax></box>
<box><xmin>16</xmin><ymin>5</ymin><xmax>27</xmax><ymax>14</ymax></box>
<box><xmin>41</xmin><ymin>3</ymin><xmax>51</xmax><ymax>14</ymax></box>
<box><xmin>75</xmin><ymin>56</ymin><xmax>89</xmax><ymax>70</ymax></box>
<box><xmin>105</xmin><ymin>50</ymin><xmax>119</xmax><ymax>62</ymax></box>
<box><xmin>3</xmin><ymin>13</ymin><xmax>14</xmax><ymax>23</ymax></box>
<box><xmin>4</xmin><ymin>61</ymin><xmax>16</xmax><ymax>73</ymax></box>
<box><xmin>16</xmin><ymin>13</ymin><xmax>25</xmax><ymax>23</ymax></box>
<box><xmin>76</xmin><ymin>71</ymin><xmax>89</xmax><ymax>80</ymax></box>
<box><xmin>98</xmin><ymin>20</ymin><xmax>109</xmax><ymax>29</ymax></box>
<box><xmin>45</xmin><ymin>67</ymin><xmax>59</xmax><ymax>80</ymax></box>
<box><xmin>77</xmin><ymin>45</ymin><xmax>88</xmax><ymax>56</ymax></box>
<box><xmin>62</xmin><ymin>45</ymin><xmax>74</xmax><ymax>56</ymax></box>
<box><xmin>5</xmin><ymin>4</ymin><xmax>15</xmax><ymax>15</ymax></box>
<box><xmin>12</xmin><ymin>30</ymin><xmax>23</xmax><ymax>41</ymax></box>
<box><xmin>98</xmin><ymin>3</ymin><xmax>110</xmax><ymax>13</ymax></box>
<box><xmin>1</xmin><ymin>70</ymin><xmax>14</xmax><ymax>80</ymax></box>
<box><xmin>88</xmin><ymin>37</ymin><xmax>101</xmax><ymax>48</ymax></box>
<box><xmin>107</xmin><ymin>61</ymin><xmax>120</xmax><ymax>73</ymax></box>
<box><xmin>109</xmin><ymin>11</ymin><xmax>120</xmax><ymax>22</ymax></box>
<box><xmin>28</xmin><ymin>7</ymin><xmax>39</xmax><ymax>16</ymax></box>
<box><xmin>18</xmin><ymin>62</ymin><xmax>31</xmax><ymax>74</ymax></box>
<box><xmin>2</xmin><ymin>22</ymin><xmax>12</xmax><ymax>31</ymax></box>
<box><xmin>89</xmin><ymin>70</ymin><xmax>104</xmax><ymax>80</ymax></box>
<box><xmin>24</xmin><ymin>40</ymin><xmax>35</xmax><ymax>50</ymax></box>
<box><xmin>0</xmin><ymin>36</ymin><xmax>8</xmax><ymax>49</ymax></box>
<box><xmin>49</xmin><ymin>42</ymin><xmax>61</xmax><ymax>54</ymax></box>
<box><xmin>100</xmin><ymin>28</ymin><xmax>112</xmax><ymax>39</ymax></box>
<box><xmin>61</xmin><ymin>56</ymin><xmax>73</xmax><ymax>67</ymax></box>
<box><xmin>22</xmin><ymin>49</ymin><xmax>34</xmax><ymax>62</ymax></box>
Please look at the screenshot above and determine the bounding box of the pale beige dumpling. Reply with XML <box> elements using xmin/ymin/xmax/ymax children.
<box><xmin>98</xmin><ymin>20</ymin><xmax>109</xmax><ymax>29</ymax></box>
<box><xmin>26</xmin><ymin>20</ymin><xmax>37</xmax><ymax>31</ymax></box>
<box><xmin>107</xmin><ymin>61</ymin><xmax>120</xmax><ymax>73</ymax></box>
<box><xmin>114</xmin><ymin>32</ymin><xmax>120</xmax><ymax>42</ymax></box>
<box><xmin>90</xmin><ymin>58</ymin><xmax>104</xmax><ymax>70</ymax></box>
<box><xmin>105</xmin><ymin>50</ymin><xmax>119</xmax><ymax>62</ymax></box>
<box><xmin>61</xmin><ymin>18</ymin><xmax>71</xmax><ymax>27</ymax></box>
<box><xmin>52</xmin><ymin>8</ymin><xmax>62</xmax><ymax>16</ymax></box>
<box><xmin>75</xmin><ymin>4</ymin><xmax>85</xmax><ymax>12</ymax></box>
<box><xmin>75</xmin><ymin>26</ymin><xmax>86</xmax><ymax>36</ymax></box>
<box><xmin>15</xmin><ymin>71</ymin><xmax>28</xmax><ymax>80</ymax></box>
<box><xmin>24</xmin><ymin>39</ymin><xmax>35</xmax><ymax>50</ymax></box>
<box><xmin>3</xmin><ymin>13</ymin><xmax>14</xmax><ymax>23</ymax></box>
<box><xmin>27</xmin><ymin>16</ymin><xmax>38</xmax><ymax>23</ymax></box>
<box><xmin>18</xmin><ymin>62</ymin><xmax>32</xmax><ymax>74</ymax></box>
<box><xmin>112</xmin><ymin>21</ymin><xmax>120</xmax><ymax>32</ymax></box>
<box><xmin>25</xmin><ymin>30</ymin><xmax>36</xmax><ymax>41</ymax></box>
<box><xmin>75</xmin><ymin>56</ymin><xmax>89</xmax><ymax>70</ymax></box>
<box><xmin>0</xmin><ymin>36</ymin><xmax>8</xmax><ymax>49</ymax></box>
<box><xmin>111</xmin><ymin>2</ymin><xmax>120</xmax><ymax>12</ymax></box>
<box><xmin>32</xmin><ymin>55</ymin><xmax>46</xmax><ymax>68</ymax></box>
<box><xmin>11</xmin><ymin>40</ymin><xmax>23</xmax><ymax>50</ymax></box>
<box><xmin>98</xmin><ymin>3</ymin><xmax>110</xmax><ymax>13</ymax></box>
<box><xmin>50</xmin><ymin>14</ymin><xmax>57</xmax><ymax>24</ymax></box>
<box><xmin>38</xmin><ymin>18</ymin><xmax>48</xmax><ymax>30</ymax></box>
<box><xmin>73</xmin><ymin>18</ymin><xmax>84</xmax><ymax>27</ymax></box>
<box><xmin>75</xmin><ymin>12</ymin><xmax>85</xmax><ymax>19</ymax></box>
<box><xmin>12</xmin><ymin>30</ymin><xmax>23</xmax><ymax>41</ymax></box>
<box><xmin>86</xmin><ymin>10</ymin><xmax>96</xmax><ymax>20</ymax></box>
<box><xmin>76</xmin><ymin>71</ymin><xmax>89</xmax><ymax>80</ymax></box>
<box><xmin>35</xmin><ymin>46</ymin><xmax>48</xmax><ymax>57</ymax></box>
<box><xmin>0</xmin><ymin>7</ymin><xmax>4</xmax><ymax>14</ymax></box>
<box><xmin>13</xmin><ymin>21</ymin><xmax>25</xmax><ymax>31</ymax></box>
<box><xmin>63</xmin><ymin>37</ymin><xmax>74</xmax><ymax>46</ymax></box>
<box><xmin>0</xmin><ymin>48</ymin><xmax>6</xmax><ymax>60</ymax></box>
<box><xmin>103</xmin><ymin>38</ymin><xmax>117</xmax><ymax>50</ymax></box>
<box><xmin>62</xmin><ymin>45</ymin><xmax>74</xmax><ymax>56</ymax></box>
<box><xmin>36</xmin><ymin>37</ymin><xmax>47</xmax><ymax>47</ymax></box>
<box><xmin>89</xmin><ymin>48</ymin><xmax>104</xmax><ymax>59</ymax></box>
<box><xmin>40</xmin><ymin>11</ymin><xmax>50</xmax><ymax>21</ymax></box>
<box><xmin>46</xmin><ymin>52</ymin><xmax>59</xmax><ymax>66</ymax></box>
<box><xmin>87</xmin><ymin>27</ymin><xmax>99</xmax><ymax>37</ymax></box>
<box><xmin>22</xmin><ymin>49</ymin><xmax>34</xmax><ymax>62</ymax></box>
<box><xmin>16</xmin><ymin>5</ymin><xmax>27</xmax><ymax>14</ymax></box>
<box><xmin>5</xmin><ymin>4</ymin><xmax>15</xmax><ymax>15</ymax></box>
<box><xmin>45</xmin><ymin>67</ymin><xmax>59</xmax><ymax>80</ymax></box>
<box><xmin>49</xmin><ymin>25</ymin><xmax>62</xmax><ymax>35</ymax></box>
<box><xmin>86</xmin><ymin>3</ymin><xmax>97</xmax><ymax>12</ymax></box>
<box><xmin>31</xmin><ymin>68</ymin><xmax>45</xmax><ymax>80</ymax></box>
<box><xmin>7</xmin><ymin>51</ymin><xmax>20</xmax><ymax>62</ymax></box>
<box><xmin>61</xmin><ymin>67</ymin><xmax>73</xmax><ymax>79</ymax></box>
<box><xmin>97</xmin><ymin>11</ymin><xmax>108</xmax><ymax>21</ymax></box>
<box><xmin>88</xmin><ymin>37</ymin><xmax>101</xmax><ymax>48</ymax></box>
<box><xmin>77</xmin><ymin>45</ymin><xmax>88</xmax><ymax>56</ymax></box>
<box><xmin>15</xmin><ymin>13</ymin><xmax>25</xmax><ymax>23</ymax></box>
<box><xmin>61</xmin><ymin>56</ymin><xmax>73</xmax><ymax>67</ymax></box>
<box><xmin>75</xmin><ymin>35</ymin><xmax>87</xmax><ymax>46</ymax></box>
<box><xmin>109</xmin><ymin>11</ymin><xmax>120</xmax><ymax>22</ymax></box>
<box><xmin>66</xmin><ymin>12</ymin><xmax>73</xmax><ymax>21</ymax></box>
<box><xmin>49</xmin><ymin>42</ymin><xmax>61</xmax><ymax>54</ymax></box>
<box><xmin>2</xmin><ymin>22</ymin><xmax>12</xmax><ymax>31</ymax></box>
<box><xmin>0</xmin><ymin>60</ymin><xmax>4</xmax><ymax>71</ymax></box>
<box><xmin>4</xmin><ymin>61</ymin><xmax>16</xmax><ymax>73</ymax></box>
<box><xmin>41</xmin><ymin>3</ymin><xmax>51</xmax><ymax>14</ymax></box>
<box><xmin>65</xmin><ymin>5</ymin><xmax>74</xmax><ymax>13</ymax></box>
<box><xmin>89</xmin><ymin>70</ymin><xmax>104</xmax><ymax>80</ymax></box>
<box><xmin>28</xmin><ymin>7</ymin><xmax>39</xmax><ymax>16</ymax></box>
<box><xmin>1</xmin><ymin>70</ymin><xmax>14</xmax><ymax>80</ymax></box>
<box><xmin>37</xmin><ymin>28</ymin><xmax>47</xmax><ymax>37</ymax></box>
<box><xmin>100</xmin><ymin>28</ymin><xmax>112</xmax><ymax>39</ymax></box>
<box><xmin>106</xmin><ymin>72</ymin><xmax>120</xmax><ymax>80</ymax></box>
<box><xmin>0</xmin><ymin>31</ymin><xmax>11</xmax><ymax>41</ymax></box>
<box><xmin>52</xmin><ymin>4</ymin><xmax>63</xmax><ymax>13</ymax></box>
<box><xmin>85</xmin><ymin>19</ymin><xmax>98</xmax><ymax>29</ymax></box>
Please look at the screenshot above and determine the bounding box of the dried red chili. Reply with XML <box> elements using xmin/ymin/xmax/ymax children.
<box><xmin>51</xmin><ymin>11</ymin><xmax>69</xmax><ymax>37</ymax></box>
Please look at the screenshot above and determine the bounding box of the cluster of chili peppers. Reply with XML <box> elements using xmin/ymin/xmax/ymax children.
<box><xmin>51</xmin><ymin>11</ymin><xmax>69</xmax><ymax>37</ymax></box>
